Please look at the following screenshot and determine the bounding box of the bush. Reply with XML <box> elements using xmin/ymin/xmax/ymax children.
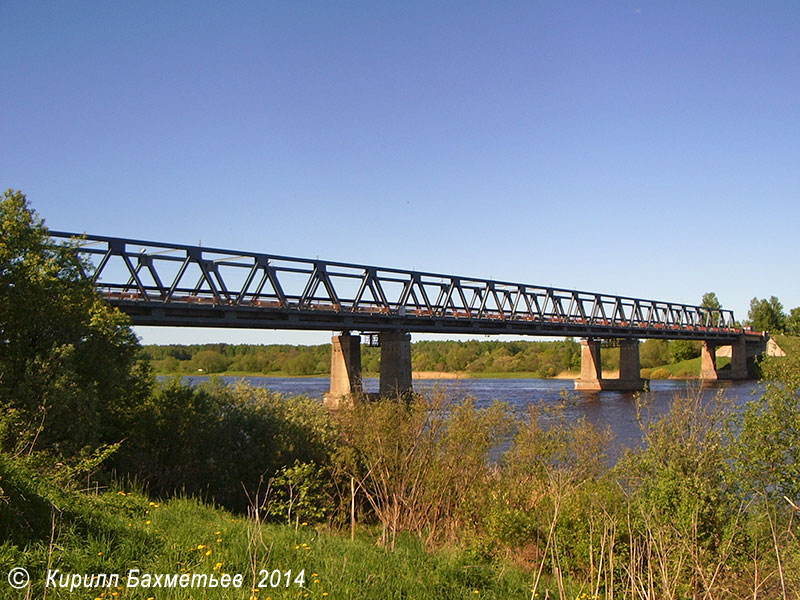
<box><xmin>115</xmin><ymin>380</ymin><xmax>338</xmax><ymax>512</ymax></box>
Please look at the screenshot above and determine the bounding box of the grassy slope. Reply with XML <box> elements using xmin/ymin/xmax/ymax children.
<box><xmin>1</xmin><ymin>456</ymin><xmax>544</xmax><ymax>600</ymax></box>
<box><xmin>642</xmin><ymin>355</ymin><xmax>731</xmax><ymax>379</ymax></box>
<box><xmin>772</xmin><ymin>334</ymin><xmax>800</xmax><ymax>357</ymax></box>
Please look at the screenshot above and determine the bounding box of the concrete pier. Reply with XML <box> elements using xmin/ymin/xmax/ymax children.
<box><xmin>700</xmin><ymin>341</ymin><xmax>719</xmax><ymax>380</ymax></box>
<box><xmin>575</xmin><ymin>338</ymin><xmax>647</xmax><ymax>392</ymax></box>
<box><xmin>379</xmin><ymin>332</ymin><xmax>413</xmax><ymax>397</ymax></box>
<box><xmin>701</xmin><ymin>335</ymin><xmax>750</xmax><ymax>381</ymax></box>
<box><xmin>323</xmin><ymin>333</ymin><xmax>362</xmax><ymax>408</ymax></box>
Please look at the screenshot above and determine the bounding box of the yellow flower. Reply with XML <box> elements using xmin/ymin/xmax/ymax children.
<box><xmin>215</xmin><ymin>530</ymin><xmax>221</xmax><ymax>534</ymax></box>
<box><xmin>145</xmin><ymin>520</ymin><xmax>151</xmax><ymax>525</ymax></box>
<box><xmin>214</xmin><ymin>562</ymin><xmax>223</xmax><ymax>570</ymax></box>
<box><xmin>97</xmin><ymin>551</ymin><xmax>103</xmax><ymax>556</ymax></box>
<box><xmin>197</xmin><ymin>544</ymin><xmax>206</xmax><ymax>549</ymax></box>
<box><xmin>205</xmin><ymin>549</ymin><xmax>212</xmax><ymax>556</ymax></box>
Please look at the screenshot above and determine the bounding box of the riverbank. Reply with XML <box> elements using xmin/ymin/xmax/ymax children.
<box><xmin>155</xmin><ymin>368</ymin><xmax>700</xmax><ymax>380</ymax></box>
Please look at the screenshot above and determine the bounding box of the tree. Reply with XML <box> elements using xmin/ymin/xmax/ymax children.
<box><xmin>785</xmin><ymin>307</ymin><xmax>800</xmax><ymax>336</ymax></box>
<box><xmin>0</xmin><ymin>190</ymin><xmax>150</xmax><ymax>455</ymax></box>
<box><xmin>640</xmin><ymin>339</ymin><xmax>671</xmax><ymax>368</ymax></box>
<box><xmin>670</xmin><ymin>339</ymin><xmax>701</xmax><ymax>363</ymax></box>
<box><xmin>701</xmin><ymin>291</ymin><xmax>722</xmax><ymax>326</ymax></box>
<box><xmin>747</xmin><ymin>296</ymin><xmax>785</xmax><ymax>333</ymax></box>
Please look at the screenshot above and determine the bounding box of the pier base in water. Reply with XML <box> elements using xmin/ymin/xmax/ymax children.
<box><xmin>574</xmin><ymin>338</ymin><xmax>647</xmax><ymax>392</ymax></box>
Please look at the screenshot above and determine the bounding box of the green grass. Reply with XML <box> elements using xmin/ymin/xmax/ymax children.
<box><xmin>642</xmin><ymin>355</ymin><xmax>731</xmax><ymax>379</ymax></box>
<box><xmin>1</xmin><ymin>455</ymin><xmax>549</xmax><ymax>600</ymax></box>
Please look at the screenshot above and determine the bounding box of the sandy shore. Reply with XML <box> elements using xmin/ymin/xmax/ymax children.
<box><xmin>412</xmin><ymin>371</ymin><xmax>469</xmax><ymax>380</ymax></box>
<box><xmin>553</xmin><ymin>370</ymin><xmax>618</xmax><ymax>379</ymax></box>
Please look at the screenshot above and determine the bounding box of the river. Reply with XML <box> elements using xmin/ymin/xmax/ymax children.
<box><xmin>172</xmin><ymin>375</ymin><xmax>763</xmax><ymax>455</ymax></box>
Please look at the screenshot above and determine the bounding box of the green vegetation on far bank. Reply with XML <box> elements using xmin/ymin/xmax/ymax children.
<box><xmin>147</xmin><ymin>335</ymin><xmax>800</xmax><ymax>380</ymax></box>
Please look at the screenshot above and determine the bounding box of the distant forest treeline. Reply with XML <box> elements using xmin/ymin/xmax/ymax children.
<box><xmin>142</xmin><ymin>338</ymin><xmax>701</xmax><ymax>376</ymax></box>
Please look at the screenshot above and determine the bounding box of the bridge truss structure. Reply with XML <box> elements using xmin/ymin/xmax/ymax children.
<box><xmin>50</xmin><ymin>231</ymin><xmax>749</xmax><ymax>342</ymax></box>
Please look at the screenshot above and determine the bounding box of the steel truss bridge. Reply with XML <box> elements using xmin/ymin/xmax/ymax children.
<box><xmin>50</xmin><ymin>232</ymin><xmax>753</xmax><ymax>343</ymax></box>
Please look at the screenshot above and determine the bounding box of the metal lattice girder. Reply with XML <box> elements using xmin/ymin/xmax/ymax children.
<box><xmin>48</xmin><ymin>231</ymin><xmax>753</xmax><ymax>341</ymax></box>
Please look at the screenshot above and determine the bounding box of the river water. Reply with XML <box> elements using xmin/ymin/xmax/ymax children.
<box><xmin>174</xmin><ymin>375</ymin><xmax>763</xmax><ymax>455</ymax></box>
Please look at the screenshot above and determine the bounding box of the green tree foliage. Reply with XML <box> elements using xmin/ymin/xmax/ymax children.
<box><xmin>117</xmin><ymin>380</ymin><xmax>338</xmax><ymax>512</ymax></box>
<box><xmin>701</xmin><ymin>291</ymin><xmax>722</xmax><ymax>325</ymax></box>
<box><xmin>785</xmin><ymin>307</ymin><xmax>800</xmax><ymax>336</ymax></box>
<box><xmin>747</xmin><ymin>296</ymin><xmax>786</xmax><ymax>332</ymax></box>
<box><xmin>191</xmin><ymin>349</ymin><xmax>231</xmax><ymax>373</ymax></box>
<box><xmin>0</xmin><ymin>190</ymin><xmax>150</xmax><ymax>455</ymax></box>
<box><xmin>639</xmin><ymin>339</ymin><xmax>670</xmax><ymax>368</ymax></box>
<box><xmin>701</xmin><ymin>291</ymin><xmax>722</xmax><ymax>310</ymax></box>
<box><xmin>669</xmin><ymin>339</ymin><xmax>701</xmax><ymax>362</ymax></box>
<box><xmin>144</xmin><ymin>339</ymin><xmax>587</xmax><ymax>377</ymax></box>
<box><xmin>735</xmin><ymin>354</ymin><xmax>800</xmax><ymax>501</ymax></box>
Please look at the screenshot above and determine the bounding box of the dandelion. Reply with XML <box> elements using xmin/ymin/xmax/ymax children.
<box><xmin>197</xmin><ymin>544</ymin><xmax>206</xmax><ymax>550</ymax></box>
<box><xmin>214</xmin><ymin>562</ymin><xmax>223</xmax><ymax>570</ymax></box>
<box><xmin>205</xmin><ymin>549</ymin><xmax>212</xmax><ymax>556</ymax></box>
<box><xmin>97</xmin><ymin>552</ymin><xmax>103</xmax><ymax>556</ymax></box>
<box><xmin>145</xmin><ymin>520</ymin><xmax>151</xmax><ymax>525</ymax></box>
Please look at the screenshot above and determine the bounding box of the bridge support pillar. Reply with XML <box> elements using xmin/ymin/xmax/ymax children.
<box><xmin>575</xmin><ymin>338</ymin><xmax>647</xmax><ymax>392</ymax></box>
<box><xmin>729</xmin><ymin>336</ymin><xmax>749</xmax><ymax>379</ymax></box>
<box><xmin>324</xmin><ymin>333</ymin><xmax>362</xmax><ymax>409</ymax></box>
<box><xmin>701</xmin><ymin>336</ymin><xmax>749</xmax><ymax>381</ymax></box>
<box><xmin>700</xmin><ymin>341</ymin><xmax>718</xmax><ymax>380</ymax></box>
<box><xmin>379</xmin><ymin>332</ymin><xmax>413</xmax><ymax>398</ymax></box>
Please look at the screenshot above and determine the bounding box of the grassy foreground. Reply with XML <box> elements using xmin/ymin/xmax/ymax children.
<box><xmin>0</xmin><ymin>457</ymin><xmax>542</xmax><ymax>600</ymax></box>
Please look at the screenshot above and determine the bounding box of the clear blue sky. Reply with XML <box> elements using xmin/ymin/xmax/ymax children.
<box><xmin>2</xmin><ymin>1</ymin><xmax>798</xmax><ymax>345</ymax></box>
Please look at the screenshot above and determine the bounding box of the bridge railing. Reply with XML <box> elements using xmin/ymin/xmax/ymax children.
<box><xmin>49</xmin><ymin>231</ymin><xmax>740</xmax><ymax>334</ymax></box>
